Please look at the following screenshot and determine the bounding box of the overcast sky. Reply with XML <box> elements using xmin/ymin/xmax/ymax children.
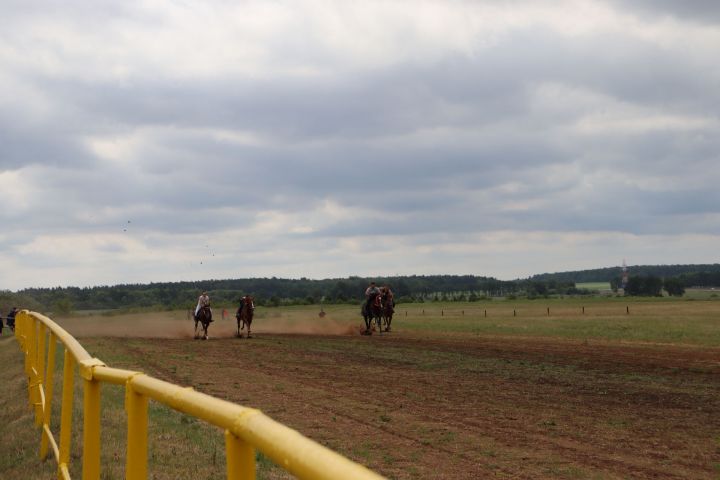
<box><xmin>1</xmin><ymin>0</ymin><xmax>719</xmax><ymax>290</ymax></box>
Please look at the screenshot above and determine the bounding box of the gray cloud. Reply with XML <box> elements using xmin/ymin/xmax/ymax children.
<box><xmin>603</xmin><ymin>0</ymin><xmax>720</xmax><ymax>25</ymax></box>
<box><xmin>1</xmin><ymin>0</ymin><xmax>719</xmax><ymax>289</ymax></box>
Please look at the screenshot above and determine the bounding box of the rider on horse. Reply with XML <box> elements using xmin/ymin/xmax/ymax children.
<box><xmin>365</xmin><ymin>281</ymin><xmax>381</xmax><ymax>312</ymax></box>
<box><xmin>236</xmin><ymin>294</ymin><xmax>253</xmax><ymax>318</ymax></box>
<box><xmin>195</xmin><ymin>291</ymin><xmax>212</xmax><ymax>322</ymax></box>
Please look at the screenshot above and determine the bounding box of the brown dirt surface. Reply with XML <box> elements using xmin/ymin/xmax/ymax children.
<box><xmin>81</xmin><ymin>327</ymin><xmax>720</xmax><ymax>479</ymax></box>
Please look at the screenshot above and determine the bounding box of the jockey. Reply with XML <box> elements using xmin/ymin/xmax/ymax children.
<box><xmin>236</xmin><ymin>295</ymin><xmax>246</xmax><ymax>318</ymax></box>
<box><xmin>235</xmin><ymin>295</ymin><xmax>255</xmax><ymax>320</ymax></box>
<box><xmin>364</xmin><ymin>281</ymin><xmax>380</xmax><ymax>312</ymax></box>
<box><xmin>195</xmin><ymin>291</ymin><xmax>210</xmax><ymax>319</ymax></box>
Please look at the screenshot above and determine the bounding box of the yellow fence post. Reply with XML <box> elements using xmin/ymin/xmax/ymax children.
<box><xmin>26</xmin><ymin>318</ymin><xmax>37</xmax><ymax>409</ymax></box>
<box><xmin>225</xmin><ymin>429</ymin><xmax>256</xmax><ymax>480</ymax></box>
<box><xmin>29</xmin><ymin>319</ymin><xmax>45</xmax><ymax>426</ymax></box>
<box><xmin>59</xmin><ymin>350</ymin><xmax>75</xmax><ymax>478</ymax></box>
<box><xmin>125</xmin><ymin>379</ymin><xmax>148</xmax><ymax>480</ymax></box>
<box><xmin>35</xmin><ymin>323</ymin><xmax>47</xmax><ymax>426</ymax></box>
<box><xmin>41</xmin><ymin>332</ymin><xmax>58</xmax><ymax>460</ymax></box>
<box><xmin>80</xmin><ymin>359</ymin><xmax>105</xmax><ymax>480</ymax></box>
<box><xmin>18</xmin><ymin>313</ymin><xmax>29</xmax><ymax>376</ymax></box>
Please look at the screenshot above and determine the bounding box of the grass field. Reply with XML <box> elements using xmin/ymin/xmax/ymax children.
<box><xmin>2</xmin><ymin>297</ymin><xmax>720</xmax><ymax>479</ymax></box>
<box><xmin>575</xmin><ymin>282</ymin><xmax>612</xmax><ymax>292</ymax></box>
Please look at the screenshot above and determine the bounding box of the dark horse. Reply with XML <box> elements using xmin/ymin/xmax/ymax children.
<box><xmin>236</xmin><ymin>296</ymin><xmax>255</xmax><ymax>338</ymax></box>
<box><xmin>6</xmin><ymin>308</ymin><xmax>17</xmax><ymax>333</ymax></box>
<box><xmin>381</xmin><ymin>292</ymin><xmax>394</xmax><ymax>332</ymax></box>
<box><xmin>361</xmin><ymin>294</ymin><xmax>384</xmax><ymax>335</ymax></box>
<box><xmin>194</xmin><ymin>306</ymin><xmax>212</xmax><ymax>340</ymax></box>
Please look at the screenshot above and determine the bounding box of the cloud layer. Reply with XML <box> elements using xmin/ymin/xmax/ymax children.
<box><xmin>1</xmin><ymin>0</ymin><xmax>719</xmax><ymax>289</ymax></box>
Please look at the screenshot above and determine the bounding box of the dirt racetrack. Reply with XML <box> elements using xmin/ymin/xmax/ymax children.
<box><xmin>80</xmin><ymin>324</ymin><xmax>720</xmax><ymax>479</ymax></box>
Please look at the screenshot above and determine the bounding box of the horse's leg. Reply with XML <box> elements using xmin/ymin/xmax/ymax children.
<box><xmin>361</xmin><ymin>305</ymin><xmax>369</xmax><ymax>335</ymax></box>
<box><xmin>247</xmin><ymin>321</ymin><xmax>252</xmax><ymax>338</ymax></box>
<box><xmin>203</xmin><ymin>321</ymin><xmax>209</xmax><ymax>340</ymax></box>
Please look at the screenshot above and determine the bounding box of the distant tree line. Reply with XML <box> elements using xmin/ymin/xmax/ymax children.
<box><xmin>537</xmin><ymin>264</ymin><xmax>720</xmax><ymax>298</ymax></box>
<box><xmin>606</xmin><ymin>270</ymin><xmax>720</xmax><ymax>297</ymax></box>
<box><xmin>676</xmin><ymin>271</ymin><xmax>720</xmax><ymax>288</ymax></box>
<box><xmin>4</xmin><ymin>264</ymin><xmax>719</xmax><ymax>313</ymax></box>
<box><xmin>606</xmin><ymin>275</ymin><xmax>686</xmax><ymax>297</ymax></box>
<box><xmin>531</xmin><ymin>264</ymin><xmax>720</xmax><ymax>284</ymax></box>
<box><xmin>5</xmin><ymin>275</ymin><xmax>578</xmax><ymax>313</ymax></box>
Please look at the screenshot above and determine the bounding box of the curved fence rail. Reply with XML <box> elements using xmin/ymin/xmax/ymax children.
<box><xmin>14</xmin><ymin>310</ymin><xmax>385</xmax><ymax>480</ymax></box>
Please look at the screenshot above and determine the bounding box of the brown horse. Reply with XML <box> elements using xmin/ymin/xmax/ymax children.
<box><xmin>381</xmin><ymin>292</ymin><xmax>394</xmax><ymax>332</ymax></box>
<box><xmin>194</xmin><ymin>306</ymin><xmax>212</xmax><ymax>340</ymax></box>
<box><xmin>361</xmin><ymin>294</ymin><xmax>383</xmax><ymax>335</ymax></box>
<box><xmin>235</xmin><ymin>295</ymin><xmax>255</xmax><ymax>338</ymax></box>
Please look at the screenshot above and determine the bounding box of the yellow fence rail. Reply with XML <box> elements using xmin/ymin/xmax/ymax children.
<box><xmin>14</xmin><ymin>310</ymin><xmax>386</xmax><ymax>480</ymax></box>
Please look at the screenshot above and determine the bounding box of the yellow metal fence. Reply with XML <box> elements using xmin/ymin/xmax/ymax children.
<box><xmin>14</xmin><ymin>310</ymin><xmax>385</xmax><ymax>480</ymax></box>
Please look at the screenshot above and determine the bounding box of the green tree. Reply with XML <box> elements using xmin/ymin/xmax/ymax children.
<box><xmin>625</xmin><ymin>275</ymin><xmax>663</xmax><ymax>296</ymax></box>
<box><xmin>54</xmin><ymin>298</ymin><xmax>74</xmax><ymax>316</ymax></box>
<box><xmin>663</xmin><ymin>277</ymin><xmax>685</xmax><ymax>296</ymax></box>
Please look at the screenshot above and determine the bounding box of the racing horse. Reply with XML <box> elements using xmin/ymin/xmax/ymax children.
<box><xmin>236</xmin><ymin>295</ymin><xmax>255</xmax><ymax>338</ymax></box>
<box><xmin>361</xmin><ymin>293</ymin><xmax>384</xmax><ymax>335</ymax></box>
<box><xmin>194</xmin><ymin>306</ymin><xmax>212</xmax><ymax>340</ymax></box>
<box><xmin>381</xmin><ymin>291</ymin><xmax>394</xmax><ymax>332</ymax></box>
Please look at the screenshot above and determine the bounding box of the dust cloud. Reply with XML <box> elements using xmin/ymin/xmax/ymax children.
<box><xmin>54</xmin><ymin>310</ymin><xmax>365</xmax><ymax>339</ymax></box>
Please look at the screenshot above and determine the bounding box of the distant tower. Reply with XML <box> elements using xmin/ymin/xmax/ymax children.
<box><xmin>621</xmin><ymin>259</ymin><xmax>629</xmax><ymax>290</ymax></box>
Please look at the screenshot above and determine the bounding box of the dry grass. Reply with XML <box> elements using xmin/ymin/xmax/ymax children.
<box><xmin>0</xmin><ymin>336</ymin><xmax>58</xmax><ymax>479</ymax></box>
<box><xmin>3</xmin><ymin>297</ymin><xmax>720</xmax><ymax>479</ymax></box>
